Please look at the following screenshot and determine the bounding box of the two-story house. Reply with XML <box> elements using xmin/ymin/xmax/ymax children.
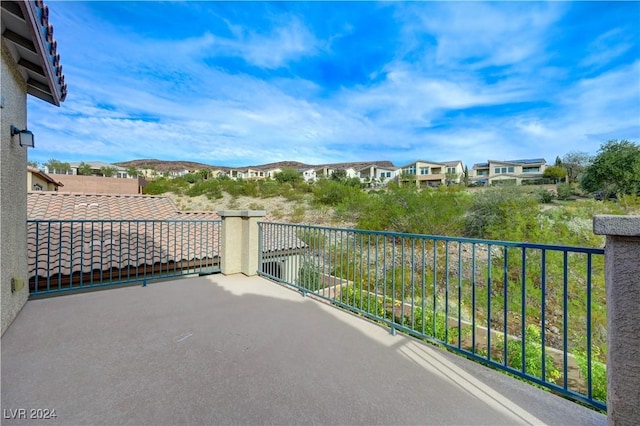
<box><xmin>471</xmin><ymin>159</ymin><xmax>547</xmax><ymax>186</ymax></box>
<box><xmin>358</xmin><ymin>165</ymin><xmax>398</xmax><ymax>187</ymax></box>
<box><xmin>398</xmin><ymin>160</ymin><xmax>464</xmax><ymax>187</ymax></box>
<box><xmin>27</xmin><ymin>167</ymin><xmax>63</xmax><ymax>191</ymax></box>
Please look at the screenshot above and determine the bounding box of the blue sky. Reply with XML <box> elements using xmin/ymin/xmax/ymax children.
<box><xmin>28</xmin><ymin>1</ymin><xmax>640</xmax><ymax>168</ymax></box>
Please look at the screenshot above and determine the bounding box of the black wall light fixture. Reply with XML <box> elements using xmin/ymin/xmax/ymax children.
<box><xmin>11</xmin><ymin>125</ymin><xmax>35</xmax><ymax>148</ymax></box>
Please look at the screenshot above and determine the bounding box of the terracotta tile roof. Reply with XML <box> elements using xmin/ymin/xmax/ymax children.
<box><xmin>27</xmin><ymin>192</ymin><xmax>219</xmax><ymax>221</ymax></box>
<box><xmin>27</xmin><ymin>193</ymin><xmax>220</xmax><ymax>281</ymax></box>
<box><xmin>28</xmin><ymin>220</ymin><xmax>220</xmax><ymax>279</ymax></box>
<box><xmin>260</xmin><ymin>222</ymin><xmax>307</xmax><ymax>253</ymax></box>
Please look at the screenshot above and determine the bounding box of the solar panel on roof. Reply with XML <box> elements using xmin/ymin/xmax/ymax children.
<box><xmin>506</xmin><ymin>159</ymin><xmax>545</xmax><ymax>164</ymax></box>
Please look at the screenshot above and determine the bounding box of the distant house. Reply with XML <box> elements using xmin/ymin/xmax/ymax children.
<box><xmin>27</xmin><ymin>167</ymin><xmax>63</xmax><ymax>191</ymax></box>
<box><xmin>300</xmin><ymin>168</ymin><xmax>317</xmax><ymax>183</ymax></box>
<box><xmin>315</xmin><ymin>166</ymin><xmax>335</xmax><ymax>179</ymax></box>
<box><xmin>471</xmin><ymin>159</ymin><xmax>547</xmax><ymax>186</ymax></box>
<box><xmin>358</xmin><ymin>165</ymin><xmax>398</xmax><ymax>186</ymax></box>
<box><xmin>264</xmin><ymin>168</ymin><xmax>282</xmax><ymax>179</ymax></box>
<box><xmin>228</xmin><ymin>168</ymin><xmax>266</xmax><ymax>180</ymax></box>
<box><xmin>398</xmin><ymin>160</ymin><xmax>464</xmax><ymax>187</ymax></box>
<box><xmin>45</xmin><ymin>161</ymin><xmax>132</xmax><ymax>178</ymax></box>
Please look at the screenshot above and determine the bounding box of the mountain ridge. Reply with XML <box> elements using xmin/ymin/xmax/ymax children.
<box><xmin>114</xmin><ymin>159</ymin><xmax>397</xmax><ymax>172</ymax></box>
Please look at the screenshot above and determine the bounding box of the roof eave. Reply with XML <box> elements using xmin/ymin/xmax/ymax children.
<box><xmin>20</xmin><ymin>0</ymin><xmax>65</xmax><ymax>106</ymax></box>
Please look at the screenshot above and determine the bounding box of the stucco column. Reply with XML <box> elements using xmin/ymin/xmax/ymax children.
<box><xmin>218</xmin><ymin>210</ymin><xmax>266</xmax><ymax>276</ymax></box>
<box><xmin>593</xmin><ymin>215</ymin><xmax>640</xmax><ymax>425</ymax></box>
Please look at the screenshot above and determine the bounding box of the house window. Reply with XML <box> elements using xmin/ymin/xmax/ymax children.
<box><xmin>33</xmin><ymin>183</ymin><xmax>43</xmax><ymax>191</ymax></box>
<box><xmin>523</xmin><ymin>167</ymin><xmax>540</xmax><ymax>173</ymax></box>
<box><xmin>404</xmin><ymin>166</ymin><xmax>416</xmax><ymax>175</ymax></box>
<box><xmin>447</xmin><ymin>167</ymin><xmax>456</xmax><ymax>174</ymax></box>
<box><xmin>477</xmin><ymin>170</ymin><xmax>488</xmax><ymax>176</ymax></box>
<box><xmin>494</xmin><ymin>167</ymin><xmax>515</xmax><ymax>174</ymax></box>
<box><xmin>420</xmin><ymin>168</ymin><xmax>429</xmax><ymax>175</ymax></box>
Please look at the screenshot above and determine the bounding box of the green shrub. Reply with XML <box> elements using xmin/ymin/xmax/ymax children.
<box><xmin>186</xmin><ymin>180</ymin><xmax>223</xmax><ymax>199</ymax></box>
<box><xmin>258</xmin><ymin>180</ymin><xmax>281</xmax><ymax>198</ymax></box>
<box><xmin>618</xmin><ymin>193</ymin><xmax>640</xmax><ymax>213</ymax></box>
<box><xmin>354</xmin><ymin>186</ymin><xmax>470</xmax><ymax>236</ymax></box>
<box><xmin>143</xmin><ymin>178</ymin><xmax>172</xmax><ymax>195</ymax></box>
<box><xmin>491</xmin><ymin>325</ymin><xmax>561</xmax><ymax>383</ymax></box>
<box><xmin>297</xmin><ymin>262</ymin><xmax>323</xmax><ymax>291</ymax></box>
<box><xmin>248</xmin><ymin>202</ymin><xmax>265</xmax><ymax>210</ymax></box>
<box><xmin>556</xmin><ymin>183</ymin><xmax>573</xmax><ymax>200</ymax></box>
<box><xmin>573</xmin><ymin>347</ymin><xmax>607</xmax><ymax>402</ymax></box>
<box><xmin>537</xmin><ymin>189</ymin><xmax>554</xmax><ymax>204</ymax></box>
<box><xmin>290</xmin><ymin>205</ymin><xmax>306</xmax><ymax>223</ymax></box>
<box><xmin>312</xmin><ymin>179</ymin><xmax>361</xmax><ymax>206</ymax></box>
<box><xmin>464</xmin><ymin>187</ymin><xmax>539</xmax><ymax>240</ymax></box>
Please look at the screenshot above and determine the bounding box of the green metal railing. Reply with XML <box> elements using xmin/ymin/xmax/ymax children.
<box><xmin>28</xmin><ymin>219</ymin><xmax>221</xmax><ymax>297</ymax></box>
<box><xmin>258</xmin><ymin>222</ymin><xmax>607</xmax><ymax>411</ymax></box>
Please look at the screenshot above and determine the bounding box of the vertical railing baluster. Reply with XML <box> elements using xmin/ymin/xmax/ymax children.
<box><xmin>391</xmin><ymin>235</ymin><xmax>397</xmax><ymax>327</ymax></box>
<box><xmin>421</xmin><ymin>238</ymin><xmax>426</xmax><ymax>337</ymax></box>
<box><xmin>521</xmin><ymin>247</ymin><xmax>527</xmax><ymax>375</ymax></box>
<box><xmin>458</xmin><ymin>241</ymin><xmax>462</xmax><ymax>349</ymax></box>
<box><xmin>472</xmin><ymin>243</ymin><xmax>476</xmax><ymax>354</ymax></box>
<box><xmin>503</xmin><ymin>246</ymin><xmax>509</xmax><ymax>367</ymax></box>
<box><xmin>411</xmin><ymin>238</ymin><xmax>416</xmax><ymax>332</ymax></box>
<box><xmin>487</xmin><ymin>243</ymin><xmax>492</xmax><ymax>362</ymax></box>
<box><xmin>445</xmin><ymin>240</ymin><xmax>449</xmax><ymax>343</ymax></box>
<box><xmin>563</xmin><ymin>250</ymin><xmax>569</xmax><ymax>391</ymax></box>
<box><xmin>541</xmin><ymin>249</ymin><xmax>547</xmax><ymax>382</ymax></box>
<box><xmin>375</xmin><ymin>235</ymin><xmax>380</xmax><ymax>317</ymax></box>
<box><xmin>34</xmin><ymin>221</ymin><xmax>40</xmax><ymax>294</ymax></box>
<box><xmin>57</xmin><ymin>221</ymin><xmax>63</xmax><ymax>290</ymax></box>
<box><xmin>432</xmin><ymin>239</ymin><xmax>437</xmax><ymax>340</ymax></box>
<box><xmin>586</xmin><ymin>252</ymin><xmax>593</xmax><ymax>400</ymax></box>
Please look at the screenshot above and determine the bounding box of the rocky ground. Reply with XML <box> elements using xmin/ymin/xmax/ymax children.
<box><xmin>165</xmin><ymin>192</ymin><xmax>352</xmax><ymax>227</ymax></box>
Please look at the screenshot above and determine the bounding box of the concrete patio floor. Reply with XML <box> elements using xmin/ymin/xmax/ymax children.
<box><xmin>1</xmin><ymin>274</ymin><xmax>605</xmax><ymax>425</ymax></box>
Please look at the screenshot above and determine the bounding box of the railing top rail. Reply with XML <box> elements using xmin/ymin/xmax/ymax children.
<box><xmin>259</xmin><ymin>221</ymin><xmax>605</xmax><ymax>254</ymax></box>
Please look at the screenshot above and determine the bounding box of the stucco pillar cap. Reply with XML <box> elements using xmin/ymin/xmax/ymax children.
<box><xmin>593</xmin><ymin>215</ymin><xmax>640</xmax><ymax>237</ymax></box>
<box><xmin>218</xmin><ymin>210</ymin><xmax>267</xmax><ymax>218</ymax></box>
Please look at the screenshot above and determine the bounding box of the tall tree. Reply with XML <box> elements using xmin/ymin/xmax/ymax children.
<box><xmin>562</xmin><ymin>151</ymin><xmax>591</xmax><ymax>183</ymax></box>
<box><xmin>543</xmin><ymin>166</ymin><xmax>567</xmax><ymax>183</ymax></box>
<box><xmin>127</xmin><ymin>166</ymin><xmax>140</xmax><ymax>178</ymax></box>
<box><xmin>100</xmin><ymin>166</ymin><xmax>118</xmax><ymax>177</ymax></box>
<box><xmin>77</xmin><ymin>162</ymin><xmax>93</xmax><ymax>176</ymax></box>
<box><xmin>197</xmin><ymin>168</ymin><xmax>211</xmax><ymax>181</ymax></box>
<box><xmin>274</xmin><ymin>167</ymin><xmax>303</xmax><ymax>184</ymax></box>
<box><xmin>580</xmin><ymin>140</ymin><xmax>640</xmax><ymax>197</ymax></box>
<box><xmin>27</xmin><ymin>160</ymin><xmax>39</xmax><ymax>169</ymax></box>
<box><xmin>445</xmin><ymin>170</ymin><xmax>460</xmax><ymax>186</ymax></box>
<box><xmin>44</xmin><ymin>158</ymin><xmax>71</xmax><ymax>174</ymax></box>
<box><xmin>554</xmin><ymin>156</ymin><xmax>562</xmax><ymax>166</ymax></box>
<box><xmin>463</xmin><ymin>166</ymin><xmax>469</xmax><ymax>186</ymax></box>
<box><xmin>331</xmin><ymin>169</ymin><xmax>347</xmax><ymax>181</ymax></box>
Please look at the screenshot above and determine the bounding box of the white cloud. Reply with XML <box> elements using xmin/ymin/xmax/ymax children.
<box><xmin>28</xmin><ymin>2</ymin><xmax>638</xmax><ymax>171</ymax></box>
<box><xmin>397</xmin><ymin>2</ymin><xmax>564</xmax><ymax>69</ymax></box>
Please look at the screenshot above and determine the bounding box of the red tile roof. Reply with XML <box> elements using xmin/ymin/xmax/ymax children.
<box><xmin>27</xmin><ymin>192</ymin><xmax>219</xmax><ymax>220</ymax></box>
<box><xmin>27</xmin><ymin>193</ymin><xmax>220</xmax><ymax>281</ymax></box>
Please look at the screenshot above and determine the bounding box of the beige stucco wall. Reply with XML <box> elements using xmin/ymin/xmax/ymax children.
<box><xmin>1</xmin><ymin>44</ymin><xmax>29</xmax><ymax>335</ymax></box>
<box><xmin>54</xmin><ymin>175</ymin><xmax>143</xmax><ymax>194</ymax></box>
<box><xmin>27</xmin><ymin>171</ymin><xmax>59</xmax><ymax>191</ymax></box>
